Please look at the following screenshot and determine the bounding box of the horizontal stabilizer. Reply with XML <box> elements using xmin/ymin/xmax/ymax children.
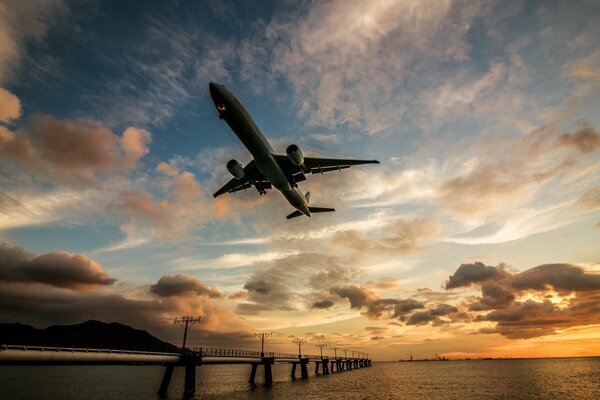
<box><xmin>286</xmin><ymin>207</ymin><xmax>336</xmax><ymax>219</ymax></box>
<box><xmin>309</xmin><ymin>206</ymin><xmax>335</xmax><ymax>214</ymax></box>
<box><xmin>286</xmin><ymin>210</ymin><xmax>304</xmax><ymax>219</ymax></box>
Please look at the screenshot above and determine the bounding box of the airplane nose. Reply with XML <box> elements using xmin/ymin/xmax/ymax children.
<box><xmin>209</xmin><ymin>82</ymin><xmax>219</xmax><ymax>97</ymax></box>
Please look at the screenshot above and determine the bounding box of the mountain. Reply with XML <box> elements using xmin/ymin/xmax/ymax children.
<box><xmin>0</xmin><ymin>320</ymin><xmax>179</xmax><ymax>353</ymax></box>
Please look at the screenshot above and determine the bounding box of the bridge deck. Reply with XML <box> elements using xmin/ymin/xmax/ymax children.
<box><xmin>0</xmin><ymin>345</ymin><xmax>369</xmax><ymax>365</ymax></box>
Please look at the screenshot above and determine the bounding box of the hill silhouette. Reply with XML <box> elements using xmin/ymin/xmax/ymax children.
<box><xmin>0</xmin><ymin>320</ymin><xmax>179</xmax><ymax>353</ymax></box>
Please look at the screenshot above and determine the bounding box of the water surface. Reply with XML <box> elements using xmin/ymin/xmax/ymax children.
<box><xmin>1</xmin><ymin>358</ymin><xmax>598</xmax><ymax>399</ymax></box>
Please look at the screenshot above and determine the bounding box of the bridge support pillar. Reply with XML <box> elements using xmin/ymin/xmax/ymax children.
<box><xmin>315</xmin><ymin>361</ymin><xmax>320</xmax><ymax>375</ymax></box>
<box><xmin>264</xmin><ymin>357</ymin><xmax>273</xmax><ymax>385</ymax></box>
<box><xmin>184</xmin><ymin>363</ymin><xmax>196</xmax><ymax>395</ymax></box>
<box><xmin>158</xmin><ymin>364</ymin><xmax>175</xmax><ymax>397</ymax></box>
<box><xmin>300</xmin><ymin>358</ymin><xmax>309</xmax><ymax>379</ymax></box>
<box><xmin>291</xmin><ymin>362</ymin><xmax>297</xmax><ymax>379</ymax></box>
<box><xmin>249</xmin><ymin>363</ymin><xmax>258</xmax><ymax>384</ymax></box>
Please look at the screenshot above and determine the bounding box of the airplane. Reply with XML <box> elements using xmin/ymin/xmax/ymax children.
<box><xmin>209</xmin><ymin>82</ymin><xmax>379</xmax><ymax>219</ymax></box>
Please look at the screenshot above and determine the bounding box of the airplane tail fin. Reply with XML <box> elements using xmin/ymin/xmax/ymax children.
<box><xmin>286</xmin><ymin>206</ymin><xmax>335</xmax><ymax>219</ymax></box>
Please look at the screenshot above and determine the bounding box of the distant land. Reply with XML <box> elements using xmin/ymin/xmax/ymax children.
<box><xmin>0</xmin><ymin>320</ymin><xmax>179</xmax><ymax>353</ymax></box>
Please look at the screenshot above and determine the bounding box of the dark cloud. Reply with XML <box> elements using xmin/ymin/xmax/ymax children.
<box><xmin>405</xmin><ymin>304</ymin><xmax>458</xmax><ymax>326</ymax></box>
<box><xmin>392</xmin><ymin>299</ymin><xmax>425</xmax><ymax>317</ymax></box>
<box><xmin>333</xmin><ymin>285</ymin><xmax>379</xmax><ymax>309</ymax></box>
<box><xmin>446</xmin><ymin>261</ymin><xmax>600</xmax><ymax>338</ymax></box>
<box><xmin>332</xmin><ymin>285</ymin><xmax>399</xmax><ymax>318</ymax></box>
<box><xmin>511</xmin><ymin>264</ymin><xmax>600</xmax><ymax>293</ymax></box>
<box><xmin>150</xmin><ymin>274</ymin><xmax>222</xmax><ymax>298</ymax></box>
<box><xmin>0</xmin><ymin>243</ymin><xmax>116</xmax><ymax>290</ymax></box>
<box><xmin>243</xmin><ymin>278</ymin><xmax>294</xmax><ymax>310</ymax></box>
<box><xmin>557</xmin><ymin>126</ymin><xmax>600</xmax><ymax>154</ymax></box>
<box><xmin>445</xmin><ymin>262</ymin><xmax>510</xmax><ymax>289</ymax></box>
<box><xmin>238</xmin><ymin>253</ymin><xmax>354</xmax><ymax>314</ymax></box>
<box><xmin>468</xmin><ymin>283</ymin><xmax>515</xmax><ymax>311</ymax></box>
<box><xmin>0</xmin><ymin>282</ymin><xmax>253</xmax><ymax>347</ymax></box>
<box><xmin>311</xmin><ymin>299</ymin><xmax>334</xmax><ymax>309</ymax></box>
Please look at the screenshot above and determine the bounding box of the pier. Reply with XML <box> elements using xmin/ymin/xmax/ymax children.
<box><xmin>0</xmin><ymin>344</ymin><xmax>371</xmax><ymax>397</ymax></box>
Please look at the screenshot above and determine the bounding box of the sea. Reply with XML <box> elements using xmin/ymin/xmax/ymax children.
<box><xmin>1</xmin><ymin>357</ymin><xmax>599</xmax><ymax>399</ymax></box>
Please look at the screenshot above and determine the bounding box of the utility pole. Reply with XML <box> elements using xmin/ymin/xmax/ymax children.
<box><xmin>175</xmin><ymin>316</ymin><xmax>201</xmax><ymax>353</ymax></box>
<box><xmin>293</xmin><ymin>338</ymin><xmax>307</xmax><ymax>358</ymax></box>
<box><xmin>351</xmin><ymin>350</ymin><xmax>356</xmax><ymax>359</ymax></box>
<box><xmin>343</xmin><ymin>349</ymin><xmax>348</xmax><ymax>359</ymax></box>
<box><xmin>330</xmin><ymin>346</ymin><xmax>341</xmax><ymax>359</ymax></box>
<box><xmin>254</xmin><ymin>332</ymin><xmax>272</xmax><ymax>357</ymax></box>
<box><xmin>315</xmin><ymin>343</ymin><xmax>327</xmax><ymax>359</ymax></box>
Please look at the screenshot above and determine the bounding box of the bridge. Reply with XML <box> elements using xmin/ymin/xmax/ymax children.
<box><xmin>0</xmin><ymin>344</ymin><xmax>371</xmax><ymax>397</ymax></box>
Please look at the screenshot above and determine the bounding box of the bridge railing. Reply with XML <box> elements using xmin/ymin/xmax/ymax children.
<box><xmin>192</xmin><ymin>347</ymin><xmax>261</xmax><ymax>358</ymax></box>
<box><xmin>188</xmin><ymin>347</ymin><xmax>327</xmax><ymax>360</ymax></box>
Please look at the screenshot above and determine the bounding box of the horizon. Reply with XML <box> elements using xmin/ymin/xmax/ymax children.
<box><xmin>0</xmin><ymin>0</ymin><xmax>599</xmax><ymax>362</ymax></box>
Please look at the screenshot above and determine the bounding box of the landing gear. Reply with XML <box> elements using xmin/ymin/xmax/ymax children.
<box><xmin>255</xmin><ymin>181</ymin><xmax>271</xmax><ymax>195</ymax></box>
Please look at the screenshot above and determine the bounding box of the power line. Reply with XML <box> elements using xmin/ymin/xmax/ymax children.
<box><xmin>174</xmin><ymin>316</ymin><xmax>201</xmax><ymax>352</ymax></box>
<box><xmin>254</xmin><ymin>332</ymin><xmax>272</xmax><ymax>357</ymax></box>
<box><xmin>292</xmin><ymin>338</ymin><xmax>307</xmax><ymax>358</ymax></box>
<box><xmin>314</xmin><ymin>343</ymin><xmax>327</xmax><ymax>358</ymax></box>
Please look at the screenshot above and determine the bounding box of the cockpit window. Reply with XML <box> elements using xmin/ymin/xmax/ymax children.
<box><xmin>217</xmin><ymin>103</ymin><xmax>226</xmax><ymax>112</ymax></box>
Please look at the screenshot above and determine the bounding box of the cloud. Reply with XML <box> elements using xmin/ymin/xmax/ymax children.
<box><xmin>0</xmin><ymin>243</ymin><xmax>116</xmax><ymax>290</ymax></box>
<box><xmin>557</xmin><ymin>127</ymin><xmax>600</xmax><ymax>154</ymax></box>
<box><xmin>511</xmin><ymin>264</ymin><xmax>600</xmax><ymax>293</ymax></box>
<box><xmin>0</xmin><ymin>0</ymin><xmax>66</xmax><ymax>83</ymax></box>
<box><xmin>392</xmin><ymin>299</ymin><xmax>425</xmax><ymax>318</ymax></box>
<box><xmin>150</xmin><ymin>274</ymin><xmax>222</xmax><ymax>298</ymax></box>
<box><xmin>0</xmin><ymin>281</ymin><xmax>253</xmax><ymax>346</ymax></box>
<box><xmin>156</xmin><ymin>162</ymin><xmax>179</xmax><ymax>177</ymax></box>
<box><xmin>311</xmin><ymin>299</ymin><xmax>334</xmax><ymax>309</ymax></box>
<box><xmin>405</xmin><ymin>303</ymin><xmax>458</xmax><ymax>326</ymax></box>
<box><xmin>574</xmin><ymin>186</ymin><xmax>600</xmax><ymax>213</ymax></box>
<box><xmin>0</xmin><ymin>87</ymin><xmax>21</xmax><ymax>122</ymax></box>
<box><xmin>111</xmin><ymin>169</ymin><xmax>217</xmax><ymax>241</ymax></box>
<box><xmin>445</xmin><ymin>262</ymin><xmax>511</xmax><ymax>289</ymax></box>
<box><xmin>236</xmin><ymin>252</ymin><xmax>356</xmax><ymax>314</ymax></box>
<box><xmin>268</xmin><ymin>0</ymin><xmax>488</xmax><ymax>133</ymax></box>
<box><xmin>0</xmin><ymin>114</ymin><xmax>151</xmax><ymax>181</ymax></box>
<box><xmin>446</xmin><ymin>261</ymin><xmax>600</xmax><ymax>338</ymax></box>
<box><xmin>227</xmin><ymin>290</ymin><xmax>248</xmax><ymax>300</ymax></box>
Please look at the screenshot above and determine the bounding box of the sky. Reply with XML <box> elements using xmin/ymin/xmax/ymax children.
<box><xmin>0</xmin><ymin>0</ymin><xmax>599</xmax><ymax>361</ymax></box>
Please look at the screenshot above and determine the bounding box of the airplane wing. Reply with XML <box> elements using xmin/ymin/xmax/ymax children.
<box><xmin>213</xmin><ymin>161</ymin><xmax>267</xmax><ymax>197</ymax></box>
<box><xmin>273</xmin><ymin>155</ymin><xmax>379</xmax><ymax>177</ymax></box>
<box><xmin>302</xmin><ymin>157</ymin><xmax>380</xmax><ymax>174</ymax></box>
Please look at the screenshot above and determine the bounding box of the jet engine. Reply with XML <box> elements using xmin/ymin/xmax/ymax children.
<box><xmin>286</xmin><ymin>144</ymin><xmax>304</xmax><ymax>167</ymax></box>
<box><xmin>226</xmin><ymin>159</ymin><xmax>244</xmax><ymax>179</ymax></box>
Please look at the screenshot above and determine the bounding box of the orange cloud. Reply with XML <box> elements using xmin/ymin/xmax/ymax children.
<box><xmin>0</xmin><ymin>114</ymin><xmax>152</xmax><ymax>181</ymax></box>
<box><xmin>0</xmin><ymin>87</ymin><xmax>21</xmax><ymax>122</ymax></box>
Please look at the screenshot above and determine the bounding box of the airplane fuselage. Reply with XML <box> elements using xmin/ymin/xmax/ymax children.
<box><xmin>209</xmin><ymin>82</ymin><xmax>311</xmax><ymax>216</ymax></box>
